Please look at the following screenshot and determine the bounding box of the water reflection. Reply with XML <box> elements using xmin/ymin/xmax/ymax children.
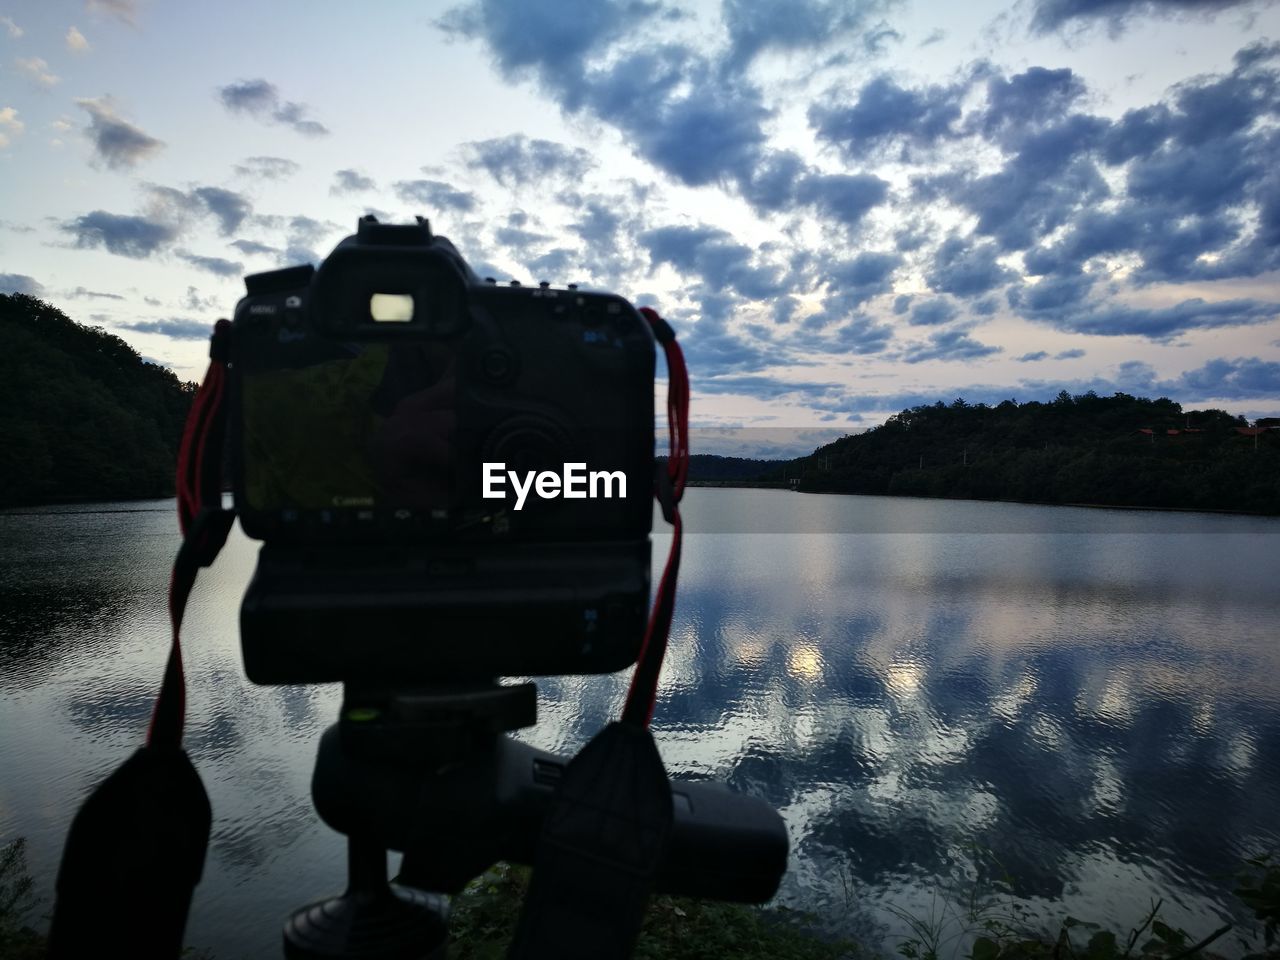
<box><xmin>1</xmin><ymin>492</ymin><xmax>1278</xmax><ymax>958</ymax></box>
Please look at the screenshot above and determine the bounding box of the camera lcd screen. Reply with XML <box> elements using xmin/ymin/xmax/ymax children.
<box><xmin>240</xmin><ymin>339</ymin><xmax>456</xmax><ymax>513</ymax></box>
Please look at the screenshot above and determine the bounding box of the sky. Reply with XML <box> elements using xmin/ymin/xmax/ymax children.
<box><xmin>2</xmin><ymin>0</ymin><xmax>1279</xmax><ymax>457</ymax></box>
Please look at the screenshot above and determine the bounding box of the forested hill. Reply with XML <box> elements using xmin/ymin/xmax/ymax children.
<box><xmin>0</xmin><ymin>294</ymin><xmax>195</xmax><ymax>506</ymax></box>
<box><xmin>784</xmin><ymin>393</ymin><xmax>1280</xmax><ymax>514</ymax></box>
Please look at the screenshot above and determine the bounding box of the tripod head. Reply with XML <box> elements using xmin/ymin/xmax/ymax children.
<box><xmin>284</xmin><ymin>683</ymin><xmax>788</xmax><ymax>958</ymax></box>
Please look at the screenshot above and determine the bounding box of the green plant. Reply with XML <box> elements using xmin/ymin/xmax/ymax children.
<box><xmin>1234</xmin><ymin>852</ymin><xmax>1280</xmax><ymax>957</ymax></box>
<box><xmin>447</xmin><ymin>862</ymin><xmax>859</xmax><ymax>960</ymax></box>
<box><xmin>886</xmin><ymin>847</ymin><xmax>1234</xmax><ymax>960</ymax></box>
<box><xmin>0</xmin><ymin>838</ymin><xmax>43</xmax><ymax>960</ymax></box>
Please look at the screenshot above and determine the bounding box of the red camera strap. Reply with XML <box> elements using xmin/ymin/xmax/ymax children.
<box><xmin>621</xmin><ymin>307</ymin><xmax>690</xmax><ymax>729</ymax></box>
<box><xmin>148</xmin><ymin>320</ymin><xmax>234</xmax><ymax>750</ymax></box>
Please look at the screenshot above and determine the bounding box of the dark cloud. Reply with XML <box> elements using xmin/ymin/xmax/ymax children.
<box><xmin>63</xmin><ymin>211</ymin><xmax>178</xmax><ymax>258</ymax></box>
<box><xmin>234</xmin><ymin>156</ymin><xmax>300</xmax><ymax>180</ymax></box>
<box><xmin>1171</xmin><ymin>356</ymin><xmax>1280</xmax><ymax>399</ymax></box>
<box><xmin>76</xmin><ymin>98</ymin><xmax>164</xmax><ymax>169</ymax></box>
<box><xmin>439</xmin><ymin>0</ymin><xmax>902</xmax><ymax>237</ymax></box>
<box><xmin>122</xmin><ymin>318</ymin><xmax>212</xmax><ymax>340</ymax></box>
<box><xmin>0</xmin><ymin>274</ymin><xmax>43</xmax><ymax>296</ymax></box>
<box><xmin>230</xmin><ymin>238</ymin><xmax>278</xmax><ymax>257</ymax></box>
<box><xmin>282</xmin><ymin>245</ymin><xmax>319</xmax><ymax>266</ymax></box>
<box><xmin>893</xmin><ymin>294</ymin><xmax>912</xmax><ymax>315</ymax></box>
<box><xmin>810</xmin><ymin>75</ymin><xmax>965</xmax><ymax>159</ymax></box>
<box><xmin>495</xmin><ymin>225</ymin><xmax>552</xmax><ymax>248</ymax></box>
<box><xmin>926</xmin><ymin>236</ymin><xmax>1014</xmax><ymax>296</ymax></box>
<box><xmin>1028</xmin><ymin>0</ymin><xmax>1274</xmax><ymax>35</ymax></box>
<box><xmin>794</xmin><ymin>171</ymin><xmax>890</xmax><ymax>228</ymax></box>
<box><xmin>68</xmin><ymin>286</ymin><xmax>123</xmax><ymax>300</ymax></box>
<box><xmin>641</xmin><ymin>224</ymin><xmax>784</xmax><ymax>300</ymax></box>
<box><xmin>910</xmin><ymin>298</ymin><xmax>959</xmax><ymax>325</ymax></box>
<box><xmin>463</xmin><ymin>134</ymin><xmax>593</xmax><ymax>186</ymax></box>
<box><xmin>182</xmin><ymin>286</ymin><xmax>218</xmax><ymax>311</ymax></box>
<box><xmin>1016</xmin><ymin>351</ymin><xmax>1050</xmax><ymax>362</ymax></box>
<box><xmin>176</xmin><ymin>251</ymin><xmax>243</xmax><ymax>277</ymax></box>
<box><xmin>1025</xmin><ymin>296</ymin><xmax>1280</xmax><ymax>340</ymax></box>
<box><xmin>1055</xmin><ymin>348</ymin><xmax>1086</xmax><ymax>359</ymax></box>
<box><xmin>977</xmin><ymin>67</ymin><xmax>1088</xmax><ymax>139</ymax></box>
<box><xmin>820</xmin><ymin>251</ymin><xmax>902</xmax><ymax>309</ymax></box>
<box><xmin>903</xmin><ymin>329</ymin><xmax>1002</xmax><ymax>363</ymax></box>
<box><xmin>1009</xmin><ymin>272</ymin><xmax>1098</xmax><ymax>314</ymax></box>
<box><xmin>393</xmin><ymin>179</ymin><xmax>478</xmax><ymax>212</ymax></box>
<box><xmin>217</xmin><ymin>79</ymin><xmax>329</xmax><ymax>136</ymax></box>
<box><xmin>191</xmin><ymin>186</ymin><xmax>252</xmax><ymax>235</ymax></box>
<box><xmin>720</xmin><ymin>0</ymin><xmax>892</xmax><ymax>72</ymax></box>
<box><xmin>527</xmin><ymin>248</ymin><xmax>578</xmax><ymax>279</ymax></box>
<box><xmin>331</xmin><ymin>169</ymin><xmax>375</xmax><ymax>195</ymax></box>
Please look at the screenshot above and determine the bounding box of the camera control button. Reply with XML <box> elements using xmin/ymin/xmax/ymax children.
<box><xmin>481</xmin><ymin>348</ymin><xmax>514</xmax><ymax>382</ymax></box>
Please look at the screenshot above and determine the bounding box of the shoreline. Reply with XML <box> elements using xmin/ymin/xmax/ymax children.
<box><xmin>686</xmin><ymin>482</ymin><xmax>1280</xmax><ymax>519</ymax></box>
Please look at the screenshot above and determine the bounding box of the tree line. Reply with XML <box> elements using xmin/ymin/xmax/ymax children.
<box><xmin>0</xmin><ymin>294</ymin><xmax>196</xmax><ymax>506</ymax></box>
<box><xmin>770</xmin><ymin>393</ymin><xmax>1280</xmax><ymax>514</ymax></box>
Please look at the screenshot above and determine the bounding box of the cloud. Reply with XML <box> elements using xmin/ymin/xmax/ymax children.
<box><xmin>1169</xmin><ymin>356</ymin><xmax>1280</xmax><ymax>400</ymax></box>
<box><xmin>234</xmin><ymin>156</ymin><xmax>300</xmax><ymax>180</ymax></box>
<box><xmin>463</xmin><ymin>134</ymin><xmax>593</xmax><ymax>186</ymax></box>
<box><xmin>794</xmin><ymin>172</ymin><xmax>890</xmax><ymax>228</ymax></box>
<box><xmin>217</xmin><ymin>79</ymin><xmax>329</xmax><ymax>136</ymax></box>
<box><xmin>903</xmin><ymin>329</ymin><xmax>1002</xmax><ymax>363</ymax></box>
<box><xmin>0</xmin><ymin>273</ymin><xmax>42</xmax><ymax>296</ymax></box>
<box><xmin>330</xmin><ymin>168</ymin><xmax>375</xmax><ymax>195</ymax></box>
<box><xmin>1016</xmin><ymin>351</ymin><xmax>1049</xmax><ymax>362</ymax></box>
<box><xmin>230</xmin><ymin>238</ymin><xmax>278</xmax><ymax>256</ymax></box>
<box><xmin>0</xmin><ymin>106</ymin><xmax>22</xmax><ymax>148</ymax></box>
<box><xmin>76</xmin><ymin>97</ymin><xmax>163</xmax><ymax>169</ymax></box>
<box><xmin>393</xmin><ymin>178</ymin><xmax>479</xmax><ymax>213</ymax></box>
<box><xmin>909</xmin><ymin>298</ymin><xmax>959</xmax><ymax>325</ymax></box>
<box><xmin>66</xmin><ymin>26</ymin><xmax>90</xmax><ymax>52</ymax></box>
<box><xmin>1028</xmin><ymin>0</ymin><xmax>1273</xmax><ymax>35</ymax></box>
<box><xmin>810</xmin><ymin>74</ymin><xmax>965</xmax><ymax>159</ymax></box>
<box><xmin>1055</xmin><ymin>348</ymin><xmax>1086</xmax><ymax>359</ymax></box>
<box><xmin>1</xmin><ymin>15</ymin><xmax>22</xmax><ymax>38</ymax></box>
<box><xmin>191</xmin><ymin>186</ymin><xmax>251</xmax><ymax>235</ymax></box>
<box><xmin>641</xmin><ymin>224</ymin><xmax>785</xmax><ymax>300</ymax></box>
<box><xmin>176</xmin><ymin>251</ymin><xmax>242</xmax><ymax>277</ymax></box>
<box><xmin>86</xmin><ymin>0</ymin><xmax>139</xmax><ymax>25</ymax></box>
<box><xmin>720</xmin><ymin>0</ymin><xmax>893</xmax><ymax>72</ymax></box>
<box><xmin>122</xmin><ymin>318</ymin><xmax>214</xmax><ymax>340</ymax></box>
<box><xmin>1026</xmin><ymin>296</ymin><xmax>1280</xmax><ymax>339</ymax></box>
<box><xmin>977</xmin><ymin>66</ymin><xmax>1088</xmax><ymax>139</ymax></box>
<box><xmin>819</xmin><ymin>251</ymin><xmax>902</xmax><ymax>309</ymax></box>
<box><xmin>182</xmin><ymin>286</ymin><xmax>217</xmax><ymax>311</ymax></box>
<box><xmin>16</xmin><ymin>57</ymin><xmax>58</xmax><ymax>89</ymax></box>
<box><xmin>68</xmin><ymin>286</ymin><xmax>124</xmax><ymax>299</ymax></box>
<box><xmin>926</xmin><ymin>236</ymin><xmax>1014</xmax><ymax>296</ymax></box>
<box><xmin>63</xmin><ymin>211</ymin><xmax>178</xmax><ymax>258</ymax></box>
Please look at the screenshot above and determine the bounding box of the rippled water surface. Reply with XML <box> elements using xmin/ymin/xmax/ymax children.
<box><xmin>2</xmin><ymin>490</ymin><xmax>1279</xmax><ymax>958</ymax></box>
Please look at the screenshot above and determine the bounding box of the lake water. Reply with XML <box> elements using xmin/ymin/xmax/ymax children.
<box><xmin>2</xmin><ymin>489</ymin><xmax>1278</xmax><ymax>958</ymax></box>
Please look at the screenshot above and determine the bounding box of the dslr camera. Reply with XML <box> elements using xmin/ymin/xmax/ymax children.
<box><xmin>230</xmin><ymin>216</ymin><xmax>656</xmax><ymax>684</ymax></box>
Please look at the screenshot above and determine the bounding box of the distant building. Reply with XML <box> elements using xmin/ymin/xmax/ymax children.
<box><xmin>1257</xmin><ymin>417</ymin><xmax>1280</xmax><ymax>430</ymax></box>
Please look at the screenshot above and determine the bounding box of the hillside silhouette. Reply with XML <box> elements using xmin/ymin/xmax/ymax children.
<box><xmin>0</xmin><ymin>294</ymin><xmax>196</xmax><ymax>506</ymax></box>
<box><xmin>771</xmin><ymin>393</ymin><xmax>1280</xmax><ymax>514</ymax></box>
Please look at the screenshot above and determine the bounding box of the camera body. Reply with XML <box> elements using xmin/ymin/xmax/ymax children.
<box><xmin>230</xmin><ymin>217</ymin><xmax>656</xmax><ymax>684</ymax></box>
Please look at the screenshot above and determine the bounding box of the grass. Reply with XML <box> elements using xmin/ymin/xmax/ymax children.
<box><xmin>4</xmin><ymin>833</ymin><xmax>1278</xmax><ymax>960</ymax></box>
<box><xmin>447</xmin><ymin>861</ymin><xmax>859</xmax><ymax>960</ymax></box>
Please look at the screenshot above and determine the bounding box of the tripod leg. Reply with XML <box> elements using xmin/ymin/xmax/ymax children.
<box><xmin>283</xmin><ymin>838</ymin><xmax>449</xmax><ymax>960</ymax></box>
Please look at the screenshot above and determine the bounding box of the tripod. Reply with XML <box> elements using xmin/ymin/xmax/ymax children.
<box><xmin>283</xmin><ymin>682</ymin><xmax>788</xmax><ymax>959</ymax></box>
